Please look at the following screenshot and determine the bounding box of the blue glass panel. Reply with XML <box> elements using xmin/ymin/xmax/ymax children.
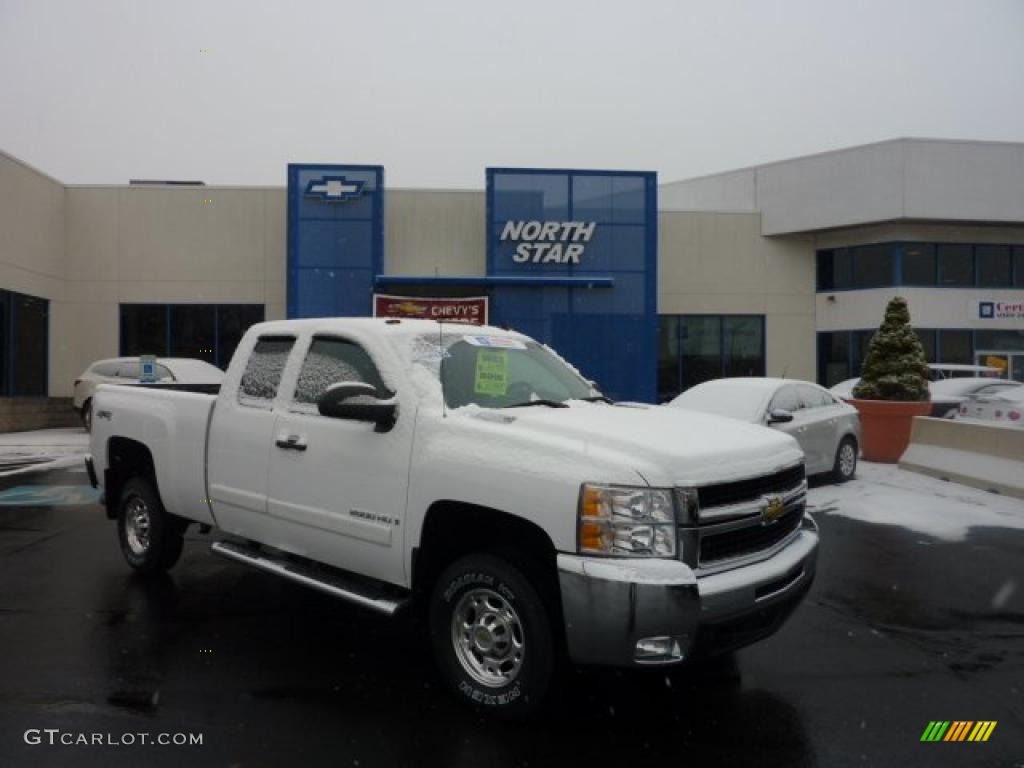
<box><xmin>291</xmin><ymin>268</ymin><xmax>375</xmax><ymax>318</ymax></box>
<box><xmin>287</xmin><ymin>164</ymin><xmax>383</xmax><ymax>318</ymax></box>
<box><xmin>492</xmin><ymin>173</ymin><xmax>570</xmax><ymax>221</ymax></box>
<box><xmin>487</xmin><ymin>168</ymin><xmax>657</xmax><ymax>401</ymax></box>
<box><xmin>295</xmin><ymin>221</ymin><xmax>374</xmax><ymax>268</ymax></box>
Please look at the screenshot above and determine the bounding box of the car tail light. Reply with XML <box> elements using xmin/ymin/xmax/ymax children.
<box><xmin>1009</xmin><ymin>411</ymin><xmax>1021</xmax><ymax>422</ymax></box>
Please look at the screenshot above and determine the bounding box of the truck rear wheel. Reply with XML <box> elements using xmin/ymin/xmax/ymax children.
<box><xmin>429</xmin><ymin>553</ymin><xmax>554</xmax><ymax>717</ymax></box>
<box><xmin>117</xmin><ymin>477</ymin><xmax>185</xmax><ymax>574</ymax></box>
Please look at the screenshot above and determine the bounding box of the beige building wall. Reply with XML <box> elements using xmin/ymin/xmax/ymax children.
<box><xmin>384</xmin><ymin>189</ymin><xmax>485</xmax><ymax>277</ymax></box>
<box><xmin>0</xmin><ymin>151</ymin><xmax>66</xmax><ymax>307</ymax></box>
<box><xmin>658</xmin><ymin>211</ymin><xmax>817</xmax><ymax>381</ymax></box>
<box><xmin>49</xmin><ymin>185</ymin><xmax>287</xmax><ymax>396</ymax></box>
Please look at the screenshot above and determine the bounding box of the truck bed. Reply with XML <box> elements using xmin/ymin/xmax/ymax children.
<box><xmin>90</xmin><ymin>384</ymin><xmax>218</xmax><ymax>526</ymax></box>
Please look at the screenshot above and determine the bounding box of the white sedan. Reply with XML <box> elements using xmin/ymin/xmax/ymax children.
<box><xmin>957</xmin><ymin>386</ymin><xmax>1024</xmax><ymax>427</ymax></box>
<box><xmin>73</xmin><ymin>357</ymin><xmax>224</xmax><ymax>431</ymax></box>
<box><xmin>668</xmin><ymin>378</ymin><xmax>862</xmax><ymax>482</ymax></box>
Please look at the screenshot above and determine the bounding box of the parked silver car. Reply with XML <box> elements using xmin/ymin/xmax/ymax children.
<box><xmin>668</xmin><ymin>378</ymin><xmax>862</xmax><ymax>482</ymax></box>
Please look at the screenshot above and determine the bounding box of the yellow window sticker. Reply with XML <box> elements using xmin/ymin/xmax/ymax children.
<box><xmin>474</xmin><ymin>350</ymin><xmax>508</xmax><ymax>396</ymax></box>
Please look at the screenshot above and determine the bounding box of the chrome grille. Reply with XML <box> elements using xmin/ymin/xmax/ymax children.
<box><xmin>696</xmin><ymin>463</ymin><xmax>805</xmax><ymax>509</ymax></box>
<box><xmin>698</xmin><ymin>503</ymin><xmax>804</xmax><ymax>564</ymax></box>
<box><xmin>685</xmin><ymin>463</ymin><xmax>807</xmax><ymax>566</ymax></box>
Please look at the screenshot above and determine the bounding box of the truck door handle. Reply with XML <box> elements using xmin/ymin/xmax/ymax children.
<box><xmin>275</xmin><ymin>434</ymin><xmax>307</xmax><ymax>451</ymax></box>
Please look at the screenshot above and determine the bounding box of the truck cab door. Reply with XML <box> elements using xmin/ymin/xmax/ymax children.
<box><xmin>208</xmin><ymin>336</ymin><xmax>296</xmax><ymax>538</ymax></box>
<box><xmin>264</xmin><ymin>335</ymin><xmax>412</xmax><ymax>586</ymax></box>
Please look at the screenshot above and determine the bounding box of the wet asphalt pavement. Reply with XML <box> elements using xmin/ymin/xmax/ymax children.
<box><xmin>0</xmin><ymin>465</ymin><xmax>1021</xmax><ymax>768</ymax></box>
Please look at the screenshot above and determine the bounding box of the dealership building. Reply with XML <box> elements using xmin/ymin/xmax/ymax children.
<box><xmin>2</xmin><ymin>137</ymin><xmax>1023</xmax><ymax>426</ymax></box>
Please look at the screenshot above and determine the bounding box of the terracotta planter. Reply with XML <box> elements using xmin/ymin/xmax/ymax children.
<box><xmin>847</xmin><ymin>399</ymin><xmax>932</xmax><ymax>463</ymax></box>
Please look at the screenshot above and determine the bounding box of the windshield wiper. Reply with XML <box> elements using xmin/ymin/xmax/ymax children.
<box><xmin>505</xmin><ymin>399</ymin><xmax>570</xmax><ymax>409</ymax></box>
<box><xmin>575</xmin><ymin>395</ymin><xmax>614</xmax><ymax>404</ymax></box>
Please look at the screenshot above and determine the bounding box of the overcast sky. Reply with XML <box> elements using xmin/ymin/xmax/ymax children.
<box><xmin>1</xmin><ymin>0</ymin><xmax>1022</xmax><ymax>188</ymax></box>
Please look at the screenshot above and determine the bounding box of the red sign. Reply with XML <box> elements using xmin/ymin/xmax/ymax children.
<box><xmin>373</xmin><ymin>294</ymin><xmax>488</xmax><ymax>326</ymax></box>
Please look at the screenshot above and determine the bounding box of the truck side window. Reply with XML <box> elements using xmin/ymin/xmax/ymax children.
<box><xmin>293</xmin><ymin>337</ymin><xmax>387</xmax><ymax>405</ymax></box>
<box><xmin>239</xmin><ymin>337</ymin><xmax>294</xmax><ymax>403</ymax></box>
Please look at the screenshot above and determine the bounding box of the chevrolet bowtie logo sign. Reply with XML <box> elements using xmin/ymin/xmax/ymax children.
<box><xmin>304</xmin><ymin>176</ymin><xmax>365</xmax><ymax>202</ymax></box>
<box><xmin>761</xmin><ymin>495</ymin><xmax>786</xmax><ymax>525</ymax></box>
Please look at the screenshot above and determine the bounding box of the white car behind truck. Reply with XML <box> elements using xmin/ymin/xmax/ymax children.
<box><xmin>86</xmin><ymin>318</ymin><xmax>818</xmax><ymax>715</ymax></box>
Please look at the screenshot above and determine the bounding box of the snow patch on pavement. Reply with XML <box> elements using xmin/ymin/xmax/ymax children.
<box><xmin>0</xmin><ymin>428</ymin><xmax>89</xmax><ymax>477</ymax></box>
<box><xmin>807</xmin><ymin>461</ymin><xmax>1024</xmax><ymax>542</ymax></box>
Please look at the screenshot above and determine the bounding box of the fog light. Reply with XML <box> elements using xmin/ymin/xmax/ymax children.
<box><xmin>635</xmin><ymin>636</ymin><xmax>684</xmax><ymax>663</ymax></box>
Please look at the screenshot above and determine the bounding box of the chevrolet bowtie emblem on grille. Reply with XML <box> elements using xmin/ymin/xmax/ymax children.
<box><xmin>304</xmin><ymin>176</ymin><xmax>365</xmax><ymax>202</ymax></box>
<box><xmin>761</xmin><ymin>495</ymin><xmax>785</xmax><ymax>525</ymax></box>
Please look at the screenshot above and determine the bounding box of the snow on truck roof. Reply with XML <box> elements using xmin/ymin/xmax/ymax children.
<box><xmin>248</xmin><ymin>317</ymin><xmax>529</xmax><ymax>341</ymax></box>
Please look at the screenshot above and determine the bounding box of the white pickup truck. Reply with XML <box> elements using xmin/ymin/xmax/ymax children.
<box><xmin>86</xmin><ymin>318</ymin><xmax>818</xmax><ymax>715</ymax></box>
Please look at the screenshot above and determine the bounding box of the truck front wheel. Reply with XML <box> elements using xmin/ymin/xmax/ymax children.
<box><xmin>430</xmin><ymin>553</ymin><xmax>554</xmax><ymax>717</ymax></box>
<box><xmin>117</xmin><ymin>478</ymin><xmax>185</xmax><ymax>574</ymax></box>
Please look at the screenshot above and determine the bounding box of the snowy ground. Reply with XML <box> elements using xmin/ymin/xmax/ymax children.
<box><xmin>0</xmin><ymin>427</ymin><xmax>88</xmax><ymax>477</ymax></box>
<box><xmin>807</xmin><ymin>460</ymin><xmax>1024</xmax><ymax>543</ymax></box>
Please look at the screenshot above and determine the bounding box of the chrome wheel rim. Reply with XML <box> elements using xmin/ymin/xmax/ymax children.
<box><xmin>839</xmin><ymin>443</ymin><xmax>856</xmax><ymax>477</ymax></box>
<box><xmin>124</xmin><ymin>497</ymin><xmax>151</xmax><ymax>556</ymax></box>
<box><xmin>451</xmin><ymin>587</ymin><xmax>525</xmax><ymax>688</ymax></box>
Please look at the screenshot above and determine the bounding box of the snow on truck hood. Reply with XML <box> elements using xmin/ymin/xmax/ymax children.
<box><xmin>463</xmin><ymin>402</ymin><xmax>803</xmax><ymax>488</ymax></box>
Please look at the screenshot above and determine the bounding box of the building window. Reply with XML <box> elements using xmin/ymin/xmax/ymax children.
<box><xmin>976</xmin><ymin>329</ymin><xmax>1024</xmax><ymax>353</ymax></box>
<box><xmin>914</xmin><ymin>329</ymin><xmax>937</xmax><ymax>363</ymax></box>
<box><xmin>937</xmin><ymin>330</ymin><xmax>973</xmax><ymax>364</ymax></box>
<box><xmin>658</xmin><ymin>315</ymin><xmax>765</xmax><ymax>400</ymax></box>
<box><xmin>657</xmin><ymin>316</ymin><xmax>681</xmax><ymax>402</ymax></box>
<box><xmin>0</xmin><ymin>289</ymin><xmax>49</xmax><ymax>396</ymax></box>
<box><xmin>976</xmin><ymin>245</ymin><xmax>1011</xmax><ymax>287</ymax></box>
<box><xmin>818</xmin><ymin>328</ymin><xmax>981</xmax><ymax>385</ymax></box>
<box><xmin>851</xmin><ymin>244</ymin><xmax>893</xmax><ymax>288</ymax></box>
<box><xmin>817</xmin><ymin>248</ymin><xmax>852</xmax><ymax>291</ymax></box>
<box><xmin>818</xmin><ymin>241</ymin><xmax>1023</xmax><ymax>290</ymax></box>
<box><xmin>170</xmin><ymin>305</ymin><xmax>216</xmax><ymax>362</ymax></box>
<box><xmin>901</xmin><ymin>243</ymin><xmax>936</xmax><ymax>285</ymax></box>
<box><xmin>120</xmin><ymin>304</ymin><xmax>265</xmax><ymax>369</ymax></box>
<box><xmin>937</xmin><ymin>244</ymin><xmax>974</xmax><ymax>286</ymax></box>
<box><xmin>817</xmin><ymin>331</ymin><xmax>851</xmax><ymax>387</ymax></box>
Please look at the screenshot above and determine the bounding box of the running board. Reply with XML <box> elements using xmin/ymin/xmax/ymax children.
<box><xmin>210</xmin><ymin>540</ymin><xmax>408</xmax><ymax>617</ymax></box>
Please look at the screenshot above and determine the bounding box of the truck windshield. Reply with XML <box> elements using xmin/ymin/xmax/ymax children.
<box><xmin>422</xmin><ymin>334</ymin><xmax>598</xmax><ymax>409</ymax></box>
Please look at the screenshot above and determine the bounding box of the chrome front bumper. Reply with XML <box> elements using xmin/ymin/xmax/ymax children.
<box><xmin>557</xmin><ymin>515</ymin><xmax>819</xmax><ymax>666</ymax></box>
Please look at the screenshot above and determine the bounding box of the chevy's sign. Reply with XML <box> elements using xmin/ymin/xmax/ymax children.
<box><xmin>373</xmin><ymin>294</ymin><xmax>488</xmax><ymax>325</ymax></box>
<box><xmin>499</xmin><ymin>220</ymin><xmax>596</xmax><ymax>264</ymax></box>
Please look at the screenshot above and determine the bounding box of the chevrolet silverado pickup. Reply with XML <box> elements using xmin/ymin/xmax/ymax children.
<box><xmin>86</xmin><ymin>318</ymin><xmax>818</xmax><ymax>715</ymax></box>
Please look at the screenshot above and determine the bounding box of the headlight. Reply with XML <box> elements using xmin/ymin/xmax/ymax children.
<box><xmin>578</xmin><ymin>483</ymin><xmax>677</xmax><ymax>557</ymax></box>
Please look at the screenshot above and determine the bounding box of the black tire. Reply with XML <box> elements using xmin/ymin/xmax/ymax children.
<box><xmin>116</xmin><ymin>477</ymin><xmax>185</xmax><ymax>575</ymax></box>
<box><xmin>831</xmin><ymin>436</ymin><xmax>858</xmax><ymax>484</ymax></box>
<box><xmin>429</xmin><ymin>553</ymin><xmax>554</xmax><ymax>717</ymax></box>
<box><xmin>81</xmin><ymin>400</ymin><xmax>92</xmax><ymax>432</ymax></box>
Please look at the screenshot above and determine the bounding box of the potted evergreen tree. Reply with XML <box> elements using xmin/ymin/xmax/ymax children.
<box><xmin>848</xmin><ymin>297</ymin><xmax>932</xmax><ymax>462</ymax></box>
